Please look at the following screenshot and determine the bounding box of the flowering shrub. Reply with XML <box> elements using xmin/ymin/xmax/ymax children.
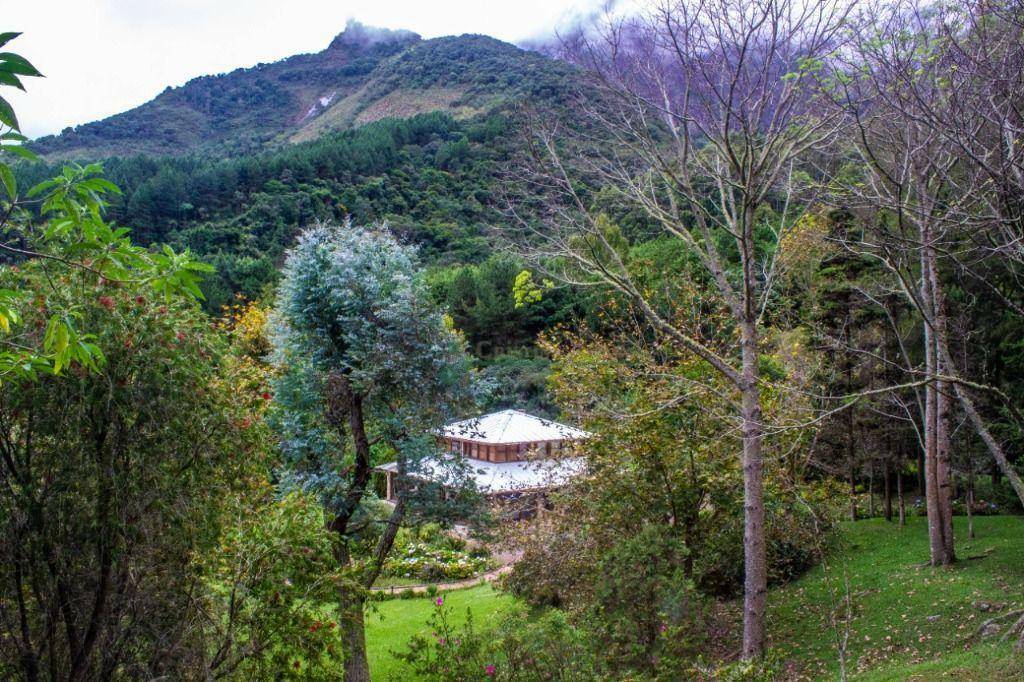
<box><xmin>382</xmin><ymin>542</ymin><xmax>493</xmax><ymax>582</ymax></box>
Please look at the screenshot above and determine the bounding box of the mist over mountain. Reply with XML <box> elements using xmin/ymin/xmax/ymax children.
<box><xmin>30</xmin><ymin>21</ymin><xmax>576</xmax><ymax>160</ymax></box>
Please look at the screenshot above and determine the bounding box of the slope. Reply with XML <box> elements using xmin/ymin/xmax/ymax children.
<box><xmin>29</xmin><ymin>22</ymin><xmax>577</xmax><ymax>160</ymax></box>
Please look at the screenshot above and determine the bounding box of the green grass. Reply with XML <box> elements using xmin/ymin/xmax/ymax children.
<box><xmin>363</xmin><ymin>517</ymin><xmax>1024</xmax><ymax>680</ymax></box>
<box><xmin>366</xmin><ymin>583</ymin><xmax>515</xmax><ymax>681</ymax></box>
<box><xmin>768</xmin><ymin>515</ymin><xmax>1024</xmax><ymax>680</ymax></box>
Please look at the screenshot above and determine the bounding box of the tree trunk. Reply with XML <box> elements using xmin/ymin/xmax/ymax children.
<box><xmin>883</xmin><ymin>458</ymin><xmax>893</xmax><ymax>522</ymax></box>
<box><xmin>845</xmin><ymin>318</ymin><xmax>857</xmax><ymax>522</ymax></box>
<box><xmin>848</xmin><ymin>463</ymin><xmax>857</xmax><ymax>521</ymax></box>
<box><xmin>923</xmin><ymin>364</ymin><xmax>944</xmax><ymax>563</ymax></box>
<box><xmin>334</xmin><ymin>542</ymin><xmax>372</xmax><ymax>682</ymax></box>
<box><xmin>897</xmin><ymin>465</ymin><xmax>906</xmax><ymax>527</ymax></box>
<box><xmin>935</xmin><ymin>379</ymin><xmax>956</xmax><ymax>564</ymax></box>
<box><xmin>740</xmin><ymin>321</ymin><xmax>766</xmax><ymax>659</ymax></box>
<box><xmin>967</xmin><ymin>469</ymin><xmax>975</xmax><ymax>540</ymax></box>
<box><xmin>324</xmin><ymin>378</ymin><xmax>377</xmax><ymax>681</ymax></box>
<box><xmin>917</xmin><ymin>447</ymin><xmax>926</xmax><ymax>498</ymax></box>
<box><xmin>339</xmin><ymin>592</ymin><xmax>370</xmax><ymax>682</ymax></box>
<box><xmin>868</xmin><ymin>463</ymin><xmax>876</xmax><ymax>518</ymax></box>
<box><xmin>922</xmin><ymin>241</ymin><xmax>955</xmax><ymax>566</ymax></box>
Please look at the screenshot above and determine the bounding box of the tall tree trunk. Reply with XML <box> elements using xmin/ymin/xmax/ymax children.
<box><xmin>845</xmin><ymin>315</ymin><xmax>857</xmax><ymax>522</ymax></box>
<box><xmin>935</xmin><ymin>379</ymin><xmax>956</xmax><ymax>564</ymax></box>
<box><xmin>325</xmin><ymin>378</ymin><xmax>377</xmax><ymax>681</ymax></box>
<box><xmin>883</xmin><ymin>458</ymin><xmax>893</xmax><ymax>522</ymax></box>
<box><xmin>930</xmin><ymin>255</ymin><xmax>956</xmax><ymax>563</ymax></box>
<box><xmin>848</xmin><ymin>466</ymin><xmax>857</xmax><ymax>521</ymax></box>
<box><xmin>967</xmin><ymin>469</ymin><xmax>975</xmax><ymax>540</ymax></box>
<box><xmin>922</xmin><ymin>241</ymin><xmax>955</xmax><ymax>566</ymax></box>
<box><xmin>334</xmin><ymin>542</ymin><xmax>371</xmax><ymax>682</ymax></box>
<box><xmin>868</xmin><ymin>463</ymin><xmax>876</xmax><ymax>518</ymax></box>
<box><xmin>923</xmin><ymin>356</ymin><xmax>945</xmax><ymax>563</ymax></box>
<box><xmin>740</xmin><ymin>320</ymin><xmax>766</xmax><ymax>659</ymax></box>
<box><xmin>917</xmin><ymin>447</ymin><xmax>926</xmax><ymax>498</ymax></box>
<box><xmin>897</xmin><ymin>464</ymin><xmax>906</xmax><ymax>527</ymax></box>
<box><xmin>922</xmin><ymin>263</ymin><xmax>944</xmax><ymax>564</ymax></box>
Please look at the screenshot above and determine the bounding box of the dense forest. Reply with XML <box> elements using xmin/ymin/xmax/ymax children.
<box><xmin>2</xmin><ymin>0</ymin><xmax>1024</xmax><ymax>680</ymax></box>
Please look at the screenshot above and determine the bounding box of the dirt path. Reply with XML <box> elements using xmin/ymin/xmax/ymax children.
<box><xmin>371</xmin><ymin>549</ymin><xmax>522</xmax><ymax>596</ymax></box>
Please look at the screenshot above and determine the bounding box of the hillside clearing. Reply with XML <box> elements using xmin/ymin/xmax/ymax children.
<box><xmin>363</xmin><ymin>516</ymin><xmax>1024</xmax><ymax>680</ymax></box>
<box><xmin>769</xmin><ymin>516</ymin><xmax>1024</xmax><ymax>680</ymax></box>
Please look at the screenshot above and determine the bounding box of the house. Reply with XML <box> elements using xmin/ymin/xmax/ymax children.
<box><xmin>375</xmin><ymin>409</ymin><xmax>589</xmax><ymax>515</ymax></box>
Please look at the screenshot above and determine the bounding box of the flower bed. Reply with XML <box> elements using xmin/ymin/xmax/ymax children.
<box><xmin>383</xmin><ymin>542</ymin><xmax>494</xmax><ymax>582</ymax></box>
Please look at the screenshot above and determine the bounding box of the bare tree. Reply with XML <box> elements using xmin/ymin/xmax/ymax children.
<box><xmin>832</xmin><ymin>1</ymin><xmax>1024</xmax><ymax>570</ymax></box>
<box><xmin>928</xmin><ymin>1</ymin><xmax>1024</xmax><ymax>508</ymax></box>
<box><xmin>510</xmin><ymin>0</ymin><xmax>851</xmax><ymax>657</ymax></box>
<box><xmin>831</xmin><ymin>1</ymin><xmax>972</xmax><ymax>566</ymax></box>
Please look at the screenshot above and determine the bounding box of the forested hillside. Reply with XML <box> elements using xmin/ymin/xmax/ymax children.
<box><xmin>28</xmin><ymin>22</ymin><xmax>576</xmax><ymax>160</ymax></box>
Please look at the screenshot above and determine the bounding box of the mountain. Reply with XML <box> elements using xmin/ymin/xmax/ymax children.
<box><xmin>30</xmin><ymin>22</ymin><xmax>576</xmax><ymax>160</ymax></box>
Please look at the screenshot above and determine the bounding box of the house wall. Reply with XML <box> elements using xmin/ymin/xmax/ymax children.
<box><xmin>439</xmin><ymin>436</ymin><xmax>573</xmax><ymax>463</ymax></box>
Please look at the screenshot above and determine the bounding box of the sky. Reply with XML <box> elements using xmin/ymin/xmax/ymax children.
<box><xmin>4</xmin><ymin>0</ymin><xmax>606</xmax><ymax>139</ymax></box>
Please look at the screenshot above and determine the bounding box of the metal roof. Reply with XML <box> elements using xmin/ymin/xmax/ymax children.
<box><xmin>439</xmin><ymin>409</ymin><xmax>589</xmax><ymax>444</ymax></box>
<box><xmin>376</xmin><ymin>455</ymin><xmax>585</xmax><ymax>494</ymax></box>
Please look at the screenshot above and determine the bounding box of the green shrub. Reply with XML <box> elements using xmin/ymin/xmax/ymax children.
<box><xmin>692</xmin><ymin>654</ymin><xmax>785</xmax><ymax>682</ymax></box>
<box><xmin>397</xmin><ymin>600</ymin><xmax>599</xmax><ymax>681</ymax></box>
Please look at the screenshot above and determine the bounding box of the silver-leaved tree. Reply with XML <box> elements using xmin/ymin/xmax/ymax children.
<box><xmin>270</xmin><ymin>223</ymin><xmax>480</xmax><ymax>682</ymax></box>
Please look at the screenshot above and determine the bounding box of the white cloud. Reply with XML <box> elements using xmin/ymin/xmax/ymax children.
<box><xmin>5</xmin><ymin>0</ymin><xmax>604</xmax><ymax>138</ymax></box>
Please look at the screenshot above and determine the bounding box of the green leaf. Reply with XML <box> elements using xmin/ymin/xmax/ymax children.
<box><xmin>0</xmin><ymin>163</ymin><xmax>16</xmax><ymax>199</ymax></box>
<box><xmin>0</xmin><ymin>95</ymin><xmax>18</xmax><ymax>130</ymax></box>
<box><xmin>0</xmin><ymin>71</ymin><xmax>24</xmax><ymax>90</ymax></box>
<box><xmin>54</xmin><ymin>322</ymin><xmax>70</xmax><ymax>354</ymax></box>
<box><xmin>0</xmin><ymin>52</ymin><xmax>42</xmax><ymax>77</ymax></box>
<box><xmin>0</xmin><ymin>33</ymin><xmax>22</xmax><ymax>50</ymax></box>
<box><xmin>26</xmin><ymin>178</ymin><xmax>58</xmax><ymax>197</ymax></box>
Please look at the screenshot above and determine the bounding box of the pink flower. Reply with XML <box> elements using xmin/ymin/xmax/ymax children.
<box><xmin>485</xmin><ymin>664</ymin><xmax>496</xmax><ymax>676</ymax></box>
<box><xmin>659</xmin><ymin>623</ymin><xmax>668</xmax><ymax>633</ymax></box>
<box><xmin>435</xmin><ymin>597</ymin><xmax>444</xmax><ymax>606</ymax></box>
<box><xmin>438</xmin><ymin>638</ymin><xmax>446</xmax><ymax>646</ymax></box>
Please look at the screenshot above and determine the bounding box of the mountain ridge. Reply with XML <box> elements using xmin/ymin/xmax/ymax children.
<box><xmin>30</xmin><ymin>22</ymin><xmax>575</xmax><ymax>160</ymax></box>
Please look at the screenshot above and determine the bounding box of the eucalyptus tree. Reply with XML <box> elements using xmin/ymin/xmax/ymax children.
<box><xmin>271</xmin><ymin>223</ymin><xmax>477</xmax><ymax>682</ymax></box>
<box><xmin>512</xmin><ymin>0</ymin><xmax>852</xmax><ymax>657</ymax></box>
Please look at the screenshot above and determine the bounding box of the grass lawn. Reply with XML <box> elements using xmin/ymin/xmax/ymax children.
<box><xmin>363</xmin><ymin>517</ymin><xmax>1024</xmax><ymax>680</ymax></box>
<box><xmin>365</xmin><ymin>584</ymin><xmax>516</xmax><ymax>681</ymax></box>
<box><xmin>768</xmin><ymin>515</ymin><xmax>1024</xmax><ymax>680</ymax></box>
